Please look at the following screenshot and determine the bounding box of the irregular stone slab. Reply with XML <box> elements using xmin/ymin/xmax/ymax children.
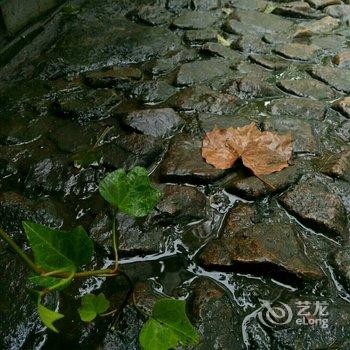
<box><xmin>155</xmin><ymin>184</ymin><xmax>209</xmax><ymax>221</ymax></box>
<box><xmin>225</xmin><ymin>160</ymin><xmax>307</xmax><ymax>199</ymax></box>
<box><xmin>116</xmin><ymin>212</ymin><xmax>166</xmax><ymax>254</ymax></box>
<box><xmin>227</xmin><ymin>76</ymin><xmax>280</xmax><ymax>99</ymax></box>
<box><xmin>232</xmin><ymin>9</ymin><xmax>294</xmax><ymax>34</ymax></box>
<box><xmin>235</xmin><ymin>61</ymin><xmax>270</xmax><ymax>80</ymax></box>
<box><xmin>279</xmin><ymin>176</ymin><xmax>348</xmax><ymax>239</ymax></box>
<box><xmin>123</xmin><ymin>108</ymin><xmax>182</xmax><ymax>137</ymax></box>
<box><xmin>332</xmin><ymin>246</ymin><xmax>350</xmax><ymax>291</ymax></box>
<box><xmin>189</xmin><ymin>278</ymin><xmax>243</xmax><ymax>349</ymax></box>
<box><xmin>294</xmin><ymin>16</ymin><xmax>340</xmax><ymax>37</ymax></box>
<box><xmin>0</xmin><ymin>249</ymin><xmax>41</xmax><ymax>349</ymax></box>
<box><xmin>271</xmin><ymin>1</ymin><xmax>318</xmax><ymax>19</ymax></box>
<box><xmin>305</xmin><ymin>0</ymin><xmax>341</xmax><ymax>8</ymax></box>
<box><xmin>25</xmin><ymin>157</ymin><xmax>72</xmax><ymax>195</ymax></box>
<box><xmin>231</xmin><ymin>0</ymin><xmax>268</xmax><ymax>11</ymax></box>
<box><xmin>269</xmin><ymin>97</ymin><xmax>325</xmax><ymax>120</ymax></box>
<box><xmin>177</xmin><ymin>59</ymin><xmax>232</xmax><ymax>85</ymax></box>
<box><xmin>0</xmin><ymin>191</ymin><xmax>63</xmax><ymax>242</ymax></box>
<box><xmin>45</xmin><ymin>17</ymin><xmax>182</xmax><ymax>73</ymax></box>
<box><xmin>84</xmin><ymin>66</ymin><xmax>142</xmax><ymax>88</ymax></box>
<box><xmin>277</xmin><ymin>79</ymin><xmax>335</xmax><ymax>100</ymax></box>
<box><xmin>274</xmin><ymin>43</ymin><xmax>318</xmax><ymax>60</ymax></box>
<box><xmin>52</xmin><ymin>88</ymin><xmax>121</xmax><ymax>123</ymax></box>
<box><xmin>249</xmin><ymin>54</ymin><xmax>288</xmax><ymax>70</ymax></box>
<box><xmin>202</xmin><ymin>42</ymin><xmax>242</xmax><ymax>63</ymax></box>
<box><xmin>167</xmin><ymin>0</ymin><xmax>191</xmax><ymax>13</ymax></box>
<box><xmin>192</xmin><ymin>0</ymin><xmax>220</xmax><ymax>10</ymax></box>
<box><xmin>49</xmin><ymin>120</ymin><xmax>98</xmax><ymax>153</ymax></box>
<box><xmin>311</xmin><ymin>34</ymin><xmax>347</xmax><ymax>51</ymax></box>
<box><xmin>185</xmin><ymin>28</ymin><xmax>218</xmax><ymax>44</ymax></box>
<box><xmin>150</xmin><ymin>49</ymin><xmax>199</xmax><ymax>75</ymax></box>
<box><xmin>233</xmin><ymin>34</ymin><xmax>270</xmax><ymax>54</ymax></box>
<box><xmin>263</xmin><ymin>32</ymin><xmax>292</xmax><ymax>45</ymax></box>
<box><xmin>172</xmin><ymin>10</ymin><xmax>216</xmax><ymax>29</ymax></box>
<box><xmin>101</xmin><ymin>133</ymin><xmax>164</xmax><ymax>170</ymax></box>
<box><xmin>197</xmin><ymin>114</ymin><xmax>253</xmax><ymax>132</ymax></box>
<box><xmin>322</xmin><ymin>150</ymin><xmax>350</xmax><ymax>182</ymax></box>
<box><xmin>224</xmin><ymin>19</ymin><xmax>258</xmax><ymax>36</ymax></box>
<box><xmin>309</xmin><ymin>66</ymin><xmax>350</xmax><ymax>93</ymax></box>
<box><xmin>136</xmin><ymin>5</ymin><xmax>172</xmax><ymax>25</ymax></box>
<box><xmin>265</xmin><ymin>117</ymin><xmax>317</xmax><ymax>153</ymax></box>
<box><xmin>333</xmin><ymin>51</ymin><xmax>350</xmax><ymax>68</ymax></box>
<box><xmin>325</xmin><ymin>4</ymin><xmax>350</xmax><ymax>18</ymax></box>
<box><xmin>170</xmin><ymin>85</ymin><xmax>239</xmax><ymax>114</ymax></box>
<box><xmin>133</xmin><ymin>80</ymin><xmax>176</xmax><ymax>103</ymax></box>
<box><xmin>101</xmin><ymin>306</ymin><xmax>143</xmax><ymax>350</ymax></box>
<box><xmin>158</xmin><ymin>134</ymin><xmax>226</xmax><ymax>182</ymax></box>
<box><xmin>199</xmin><ymin>203</ymin><xmax>323</xmax><ymax>280</ymax></box>
<box><xmin>0</xmin><ymin>0</ymin><xmax>59</xmax><ymax>34</ymax></box>
<box><xmin>332</xmin><ymin>96</ymin><xmax>350</xmax><ymax>118</ymax></box>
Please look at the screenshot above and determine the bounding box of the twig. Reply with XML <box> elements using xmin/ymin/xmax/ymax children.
<box><xmin>112</xmin><ymin>217</ymin><xmax>119</xmax><ymax>272</ymax></box>
<box><xmin>93</xmin><ymin>126</ymin><xmax>114</xmax><ymax>149</ymax></box>
<box><xmin>0</xmin><ymin>227</ymin><xmax>43</xmax><ymax>275</ymax></box>
<box><xmin>255</xmin><ymin>175</ymin><xmax>276</xmax><ymax>191</ymax></box>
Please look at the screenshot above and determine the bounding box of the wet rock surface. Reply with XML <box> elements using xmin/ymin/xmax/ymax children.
<box><xmin>177</xmin><ymin>59</ymin><xmax>232</xmax><ymax>85</ymax></box>
<box><xmin>1</xmin><ymin>0</ymin><xmax>350</xmax><ymax>348</ymax></box>
<box><xmin>309</xmin><ymin>66</ymin><xmax>350</xmax><ymax>93</ymax></box>
<box><xmin>332</xmin><ymin>96</ymin><xmax>350</xmax><ymax>118</ymax></box>
<box><xmin>199</xmin><ymin>202</ymin><xmax>324</xmax><ymax>281</ymax></box>
<box><xmin>274</xmin><ymin>43</ymin><xmax>318</xmax><ymax>61</ymax></box>
<box><xmin>123</xmin><ymin>108</ymin><xmax>183</xmax><ymax>137</ymax></box>
<box><xmin>277</xmin><ymin>78</ymin><xmax>336</xmax><ymax>100</ymax></box>
<box><xmin>279</xmin><ymin>176</ymin><xmax>348</xmax><ymax>239</ymax></box>
<box><xmin>159</xmin><ymin>134</ymin><xmax>226</xmax><ymax>182</ymax></box>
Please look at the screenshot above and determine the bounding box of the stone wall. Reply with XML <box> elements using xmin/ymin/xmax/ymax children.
<box><xmin>0</xmin><ymin>0</ymin><xmax>60</xmax><ymax>35</ymax></box>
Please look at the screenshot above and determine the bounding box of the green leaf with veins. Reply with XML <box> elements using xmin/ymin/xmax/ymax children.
<box><xmin>139</xmin><ymin>318</ymin><xmax>179</xmax><ymax>350</ymax></box>
<box><xmin>99</xmin><ymin>167</ymin><xmax>162</xmax><ymax>217</ymax></box>
<box><xmin>37</xmin><ymin>303</ymin><xmax>64</xmax><ymax>333</ymax></box>
<box><xmin>78</xmin><ymin>293</ymin><xmax>110</xmax><ymax>322</ymax></box>
<box><xmin>139</xmin><ymin>299</ymin><xmax>199</xmax><ymax>350</ymax></box>
<box><xmin>22</xmin><ymin>222</ymin><xmax>94</xmax><ymax>272</ymax></box>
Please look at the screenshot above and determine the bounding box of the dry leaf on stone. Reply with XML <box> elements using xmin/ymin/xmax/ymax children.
<box><xmin>202</xmin><ymin>123</ymin><xmax>293</xmax><ymax>176</ymax></box>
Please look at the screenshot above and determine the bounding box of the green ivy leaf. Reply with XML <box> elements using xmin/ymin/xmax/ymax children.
<box><xmin>139</xmin><ymin>318</ymin><xmax>179</xmax><ymax>350</ymax></box>
<box><xmin>78</xmin><ymin>293</ymin><xmax>110</xmax><ymax>322</ymax></box>
<box><xmin>99</xmin><ymin>167</ymin><xmax>162</xmax><ymax>217</ymax></box>
<box><xmin>139</xmin><ymin>299</ymin><xmax>199</xmax><ymax>350</ymax></box>
<box><xmin>37</xmin><ymin>303</ymin><xmax>64</xmax><ymax>333</ymax></box>
<box><xmin>23</xmin><ymin>222</ymin><xmax>94</xmax><ymax>272</ymax></box>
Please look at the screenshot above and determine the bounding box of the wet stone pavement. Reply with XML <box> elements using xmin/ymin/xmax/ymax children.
<box><xmin>0</xmin><ymin>0</ymin><xmax>350</xmax><ymax>349</ymax></box>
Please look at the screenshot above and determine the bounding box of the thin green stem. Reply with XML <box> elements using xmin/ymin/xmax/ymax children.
<box><xmin>112</xmin><ymin>216</ymin><xmax>119</xmax><ymax>272</ymax></box>
<box><xmin>41</xmin><ymin>268</ymin><xmax>118</xmax><ymax>279</ymax></box>
<box><xmin>75</xmin><ymin>268</ymin><xmax>118</xmax><ymax>278</ymax></box>
<box><xmin>0</xmin><ymin>227</ymin><xmax>43</xmax><ymax>275</ymax></box>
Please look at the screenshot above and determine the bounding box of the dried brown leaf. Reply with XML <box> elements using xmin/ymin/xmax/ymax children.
<box><xmin>202</xmin><ymin>128</ymin><xmax>239</xmax><ymax>170</ymax></box>
<box><xmin>202</xmin><ymin>123</ymin><xmax>293</xmax><ymax>175</ymax></box>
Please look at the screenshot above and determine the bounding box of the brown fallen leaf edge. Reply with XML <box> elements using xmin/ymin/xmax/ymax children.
<box><xmin>201</xmin><ymin>123</ymin><xmax>293</xmax><ymax>177</ymax></box>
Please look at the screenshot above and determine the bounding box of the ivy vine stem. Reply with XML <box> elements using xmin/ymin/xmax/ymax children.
<box><xmin>0</xmin><ymin>227</ymin><xmax>118</xmax><ymax>279</ymax></box>
<box><xmin>112</xmin><ymin>215</ymin><xmax>119</xmax><ymax>272</ymax></box>
<box><xmin>0</xmin><ymin>227</ymin><xmax>43</xmax><ymax>275</ymax></box>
